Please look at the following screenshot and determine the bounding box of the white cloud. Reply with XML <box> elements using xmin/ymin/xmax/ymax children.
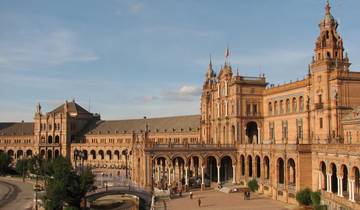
<box><xmin>163</xmin><ymin>85</ymin><xmax>201</xmax><ymax>101</ymax></box>
<box><xmin>130</xmin><ymin>2</ymin><xmax>143</xmax><ymax>15</ymax></box>
<box><xmin>0</xmin><ymin>29</ymin><xmax>99</xmax><ymax>71</ymax></box>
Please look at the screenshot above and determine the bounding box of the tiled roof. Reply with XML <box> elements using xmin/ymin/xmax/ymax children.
<box><xmin>0</xmin><ymin>122</ymin><xmax>34</xmax><ymax>136</ymax></box>
<box><xmin>49</xmin><ymin>101</ymin><xmax>91</xmax><ymax>115</ymax></box>
<box><xmin>84</xmin><ymin>115</ymin><xmax>200</xmax><ymax>135</ymax></box>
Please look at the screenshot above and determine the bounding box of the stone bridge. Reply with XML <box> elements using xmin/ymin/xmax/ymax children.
<box><xmin>85</xmin><ymin>186</ymin><xmax>152</xmax><ymax>210</ymax></box>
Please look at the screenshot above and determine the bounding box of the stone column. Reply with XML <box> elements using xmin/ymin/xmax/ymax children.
<box><xmin>318</xmin><ymin>170</ymin><xmax>322</xmax><ymax>190</ymax></box>
<box><xmin>201</xmin><ymin>166</ymin><xmax>205</xmax><ymax>190</ymax></box>
<box><xmin>168</xmin><ymin>167</ymin><xmax>172</xmax><ymax>186</ymax></box>
<box><xmin>257</xmin><ymin>127</ymin><xmax>261</xmax><ymax>144</ymax></box>
<box><xmin>217</xmin><ymin>165</ymin><xmax>221</xmax><ymax>185</ymax></box>
<box><xmin>185</xmin><ymin>166</ymin><xmax>189</xmax><ymax>187</ymax></box>
<box><xmin>232</xmin><ymin>164</ymin><xmax>236</xmax><ymax>184</ymax></box>
<box><xmin>327</xmin><ymin>174</ymin><xmax>332</xmax><ymax>193</ymax></box>
<box><xmin>338</xmin><ymin>177</ymin><xmax>343</xmax><ymax>197</ymax></box>
<box><xmin>157</xmin><ymin>164</ymin><xmax>161</xmax><ymax>184</ymax></box>
<box><xmin>349</xmin><ymin>179</ymin><xmax>355</xmax><ymax>202</ymax></box>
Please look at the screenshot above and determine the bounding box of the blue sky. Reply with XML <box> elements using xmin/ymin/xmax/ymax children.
<box><xmin>1</xmin><ymin>0</ymin><xmax>359</xmax><ymax>122</ymax></box>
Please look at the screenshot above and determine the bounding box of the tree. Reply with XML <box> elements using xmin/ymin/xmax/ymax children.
<box><xmin>296</xmin><ymin>188</ymin><xmax>312</xmax><ymax>206</ymax></box>
<box><xmin>247</xmin><ymin>179</ymin><xmax>259</xmax><ymax>192</ymax></box>
<box><xmin>0</xmin><ymin>153</ymin><xmax>11</xmax><ymax>175</ymax></box>
<box><xmin>43</xmin><ymin>156</ymin><xmax>94</xmax><ymax>210</ymax></box>
<box><xmin>15</xmin><ymin>159</ymin><xmax>29</xmax><ymax>175</ymax></box>
<box><xmin>311</xmin><ymin>191</ymin><xmax>321</xmax><ymax>206</ymax></box>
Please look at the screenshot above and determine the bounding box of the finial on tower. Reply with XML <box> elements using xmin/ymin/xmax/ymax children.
<box><xmin>325</xmin><ymin>0</ymin><xmax>331</xmax><ymax>15</ymax></box>
<box><xmin>224</xmin><ymin>45</ymin><xmax>230</xmax><ymax>66</ymax></box>
<box><xmin>36</xmin><ymin>102</ymin><xmax>41</xmax><ymax>113</ymax></box>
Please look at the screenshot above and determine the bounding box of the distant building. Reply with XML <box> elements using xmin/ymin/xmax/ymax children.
<box><xmin>0</xmin><ymin>2</ymin><xmax>359</xmax><ymax>209</ymax></box>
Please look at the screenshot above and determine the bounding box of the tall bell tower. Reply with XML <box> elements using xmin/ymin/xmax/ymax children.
<box><xmin>309</xmin><ymin>1</ymin><xmax>351</xmax><ymax>143</ymax></box>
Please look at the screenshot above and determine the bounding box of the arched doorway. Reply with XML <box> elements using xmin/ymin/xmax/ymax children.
<box><xmin>354</xmin><ymin>167</ymin><xmax>360</xmax><ymax>202</ymax></box>
<box><xmin>277</xmin><ymin>158</ymin><xmax>284</xmax><ymax>185</ymax></box>
<box><xmin>90</xmin><ymin>150</ymin><xmax>96</xmax><ymax>160</ymax></box>
<box><xmin>172</xmin><ymin>157</ymin><xmax>185</xmax><ymax>185</ymax></box>
<box><xmin>114</xmin><ymin>150</ymin><xmax>120</xmax><ymax>160</ymax></box>
<box><xmin>7</xmin><ymin>150</ymin><xmax>14</xmax><ymax>159</ymax></box>
<box><xmin>47</xmin><ymin>150</ymin><xmax>52</xmax><ymax>159</ymax></box>
<box><xmin>255</xmin><ymin>155</ymin><xmax>261</xmax><ymax>178</ymax></box>
<box><xmin>106</xmin><ymin>150</ymin><xmax>112</xmax><ymax>160</ymax></box>
<box><xmin>341</xmin><ymin>165</ymin><xmax>348</xmax><ymax>197</ymax></box>
<box><xmin>17</xmin><ymin>150</ymin><xmax>23</xmax><ymax>159</ymax></box>
<box><xmin>40</xmin><ymin>150</ymin><xmax>45</xmax><ymax>158</ymax></box>
<box><xmin>206</xmin><ymin>156</ymin><xmax>217</xmax><ymax>183</ymax></box>
<box><xmin>247</xmin><ymin>155</ymin><xmax>253</xmax><ymax>177</ymax></box>
<box><xmin>99</xmin><ymin>150</ymin><xmax>104</xmax><ymax>160</ymax></box>
<box><xmin>246</xmin><ymin>122</ymin><xmax>258</xmax><ymax>144</ymax></box>
<box><xmin>330</xmin><ymin>163</ymin><xmax>338</xmax><ymax>193</ymax></box>
<box><xmin>26</xmin><ymin>150</ymin><xmax>32</xmax><ymax>157</ymax></box>
<box><xmin>288</xmin><ymin>158</ymin><xmax>296</xmax><ymax>187</ymax></box>
<box><xmin>264</xmin><ymin>156</ymin><xmax>270</xmax><ymax>179</ymax></box>
<box><xmin>55</xmin><ymin>150</ymin><xmax>60</xmax><ymax>158</ymax></box>
<box><xmin>320</xmin><ymin>161</ymin><xmax>327</xmax><ymax>190</ymax></box>
<box><xmin>220</xmin><ymin>156</ymin><xmax>233</xmax><ymax>182</ymax></box>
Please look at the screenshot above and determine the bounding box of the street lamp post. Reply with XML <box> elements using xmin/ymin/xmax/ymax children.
<box><xmin>33</xmin><ymin>160</ymin><xmax>40</xmax><ymax>210</ymax></box>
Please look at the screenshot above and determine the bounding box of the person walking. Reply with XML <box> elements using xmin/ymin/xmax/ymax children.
<box><xmin>189</xmin><ymin>191</ymin><xmax>193</xmax><ymax>199</ymax></box>
<box><xmin>198</xmin><ymin>198</ymin><xmax>201</xmax><ymax>207</ymax></box>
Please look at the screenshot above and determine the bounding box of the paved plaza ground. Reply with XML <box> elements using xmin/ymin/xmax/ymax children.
<box><xmin>164</xmin><ymin>189</ymin><xmax>296</xmax><ymax>210</ymax></box>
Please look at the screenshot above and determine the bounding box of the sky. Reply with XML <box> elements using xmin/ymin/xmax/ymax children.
<box><xmin>0</xmin><ymin>0</ymin><xmax>360</xmax><ymax>122</ymax></box>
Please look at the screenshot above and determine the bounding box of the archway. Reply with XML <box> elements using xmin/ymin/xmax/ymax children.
<box><xmin>264</xmin><ymin>156</ymin><xmax>270</xmax><ymax>179</ymax></box>
<box><xmin>288</xmin><ymin>158</ymin><xmax>296</xmax><ymax>186</ymax></box>
<box><xmin>55</xmin><ymin>150</ymin><xmax>60</xmax><ymax>158</ymax></box>
<box><xmin>240</xmin><ymin>155</ymin><xmax>245</xmax><ymax>176</ymax></box>
<box><xmin>114</xmin><ymin>150</ymin><xmax>120</xmax><ymax>160</ymax></box>
<box><xmin>106</xmin><ymin>150</ymin><xmax>112</xmax><ymax>160</ymax></box>
<box><xmin>330</xmin><ymin>163</ymin><xmax>338</xmax><ymax>193</ymax></box>
<box><xmin>206</xmin><ymin>156</ymin><xmax>217</xmax><ymax>183</ymax></box>
<box><xmin>341</xmin><ymin>165</ymin><xmax>348</xmax><ymax>197</ymax></box>
<box><xmin>7</xmin><ymin>150</ymin><xmax>14</xmax><ymax>159</ymax></box>
<box><xmin>172</xmin><ymin>156</ymin><xmax>185</xmax><ymax>185</ymax></box>
<box><xmin>246</xmin><ymin>122</ymin><xmax>258</xmax><ymax>144</ymax></box>
<box><xmin>26</xmin><ymin>150</ymin><xmax>32</xmax><ymax>157</ymax></box>
<box><xmin>55</xmin><ymin>135</ymin><xmax>60</xmax><ymax>143</ymax></box>
<box><xmin>90</xmin><ymin>150</ymin><xmax>96</xmax><ymax>160</ymax></box>
<box><xmin>99</xmin><ymin>150</ymin><xmax>104</xmax><ymax>160</ymax></box>
<box><xmin>255</xmin><ymin>155</ymin><xmax>261</xmax><ymax>178</ymax></box>
<box><xmin>352</xmin><ymin>167</ymin><xmax>360</xmax><ymax>202</ymax></box>
<box><xmin>17</xmin><ymin>150</ymin><xmax>23</xmax><ymax>159</ymax></box>
<box><xmin>82</xmin><ymin>150</ymin><xmax>88</xmax><ymax>160</ymax></box>
<box><xmin>40</xmin><ymin>150</ymin><xmax>45</xmax><ymax>158</ymax></box>
<box><xmin>47</xmin><ymin>150</ymin><xmax>53</xmax><ymax>159</ymax></box>
<box><xmin>277</xmin><ymin>158</ymin><xmax>284</xmax><ymax>184</ymax></box>
<box><xmin>320</xmin><ymin>161</ymin><xmax>327</xmax><ymax>190</ymax></box>
<box><xmin>247</xmin><ymin>155</ymin><xmax>253</xmax><ymax>177</ymax></box>
<box><xmin>220</xmin><ymin>156</ymin><xmax>233</xmax><ymax>182</ymax></box>
<box><xmin>48</xmin><ymin>135</ymin><xmax>53</xmax><ymax>144</ymax></box>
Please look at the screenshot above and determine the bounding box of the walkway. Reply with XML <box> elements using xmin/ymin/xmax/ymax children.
<box><xmin>0</xmin><ymin>177</ymin><xmax>34</xmax><ymax>210</ymax></box>
<box><xmin>164</xmin><ymin>189</ymin><xmax>295</xmax><ymax>210</ymax></box>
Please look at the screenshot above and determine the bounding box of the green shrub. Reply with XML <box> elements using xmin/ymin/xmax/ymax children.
<box><xmin>296</xmin><ymin>188</ymin><xmax>312</xmax><ymax>206</ymax></box>
<box><xmin>311</xmin><ymin>191</ymin><xmax>321</xmax><ymax>206</ymax></box>
<box><xmin>247</xmin><ymin>179</ymin><xmax>259</xmax><ymax>192</ymax></box>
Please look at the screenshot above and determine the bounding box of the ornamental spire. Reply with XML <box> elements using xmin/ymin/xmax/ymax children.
<box><xmin>325</xmin><ymin>0</ymin><xmax>331</xmax><ymax>15</ymax></box>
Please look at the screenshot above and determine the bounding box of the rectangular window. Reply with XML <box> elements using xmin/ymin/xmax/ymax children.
<box><xmin>246</xmin><ymin>104</ymin><xmax>251</xmax><ymax>115</ymax></box>
<box><xmin>253</xmin><ymin>104</ymin><xmax>257</xmax><ymax>115</ymax></box>
<box><xmin>319</xmin><ymin>118</ymin><xmax>323</xmax><ymax>129</ymax></box>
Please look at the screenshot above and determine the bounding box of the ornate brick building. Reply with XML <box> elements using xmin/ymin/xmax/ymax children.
<box><xmin>0</xmin><ymin>2</ymin><xmax>359</xmax><ymax>209</ymax></box>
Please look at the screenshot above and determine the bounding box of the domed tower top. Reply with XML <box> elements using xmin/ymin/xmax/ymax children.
<box><xmin>313</xmin><ymin>0</ymin><xmax>347</xmax><ymax>66</ymax></box>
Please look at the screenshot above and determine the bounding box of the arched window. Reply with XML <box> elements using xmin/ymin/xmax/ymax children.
<box><xmin>48</xmin><ymin>135</ymin><xmax>53</xmax><ymax>144</ymax></box>
<box><xmin>55</xmin><ymin>135</ymin><xmax>60</xmax><ymax>143</ymax></box>
<box><xmin>280</xmin><ymin>100</ymin><xmax>284</xmax><ymax>114</ymax></box>
<box><xmin>286</xmin><ymin>99</ymin><xmax>290</xmax><ymax>113</ymax></box>
<box><xmin>268</xmin><ymin>102</ymin><xmax>272</xmax><ymax>115</ymax></box>
<box><xmin>299</xmin><ymin>96</ymin><xmax>304</xmax><ymax>112</ymax></box>
<box><xmin>274</xmin><ymin>101</ymin><xmax>278</xmax><ymax>115</ymax></box>
<box><xmin>292</xmin><ymin>97</ymin><xmax>297</xmax><ymax>113</ymax></box>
